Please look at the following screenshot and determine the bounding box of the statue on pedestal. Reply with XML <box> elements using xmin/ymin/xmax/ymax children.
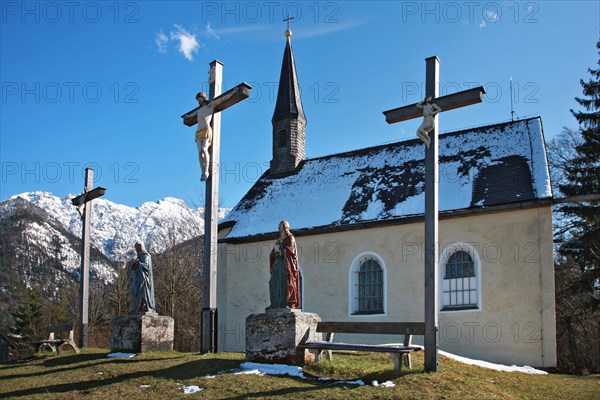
<box><xmin>111</xmin><ymin>242</ymin><xmax>174</xmax><ymax>353</ymax></box>
<box><xmin>267</xmin><ymin>220</ymin><xmax>301</xmax><ymax>310</ymax></box>
<box><xmin>131</xmin><ymin>242</ymin><xmax>155</xmax><ymax>313</ymax></box>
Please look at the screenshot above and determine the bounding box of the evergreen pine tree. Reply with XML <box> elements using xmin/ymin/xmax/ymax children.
<box><xmin>12</xmin><ymin>287</ymin><xmax>43</xmax><ymax>341</ymax></box>
<box><xmin>558</xmin><ymin>40</ymin><xmax>600</xmax><ymax>276</ymax></box>
<box><xmin>553</xmin><ymin>41</ymin><xmax>600</xmax><ymax>374</ymax></box>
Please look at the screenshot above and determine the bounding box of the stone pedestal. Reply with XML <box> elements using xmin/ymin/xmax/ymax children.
<box><xmin>111</xmin><ymin>312</ymin><xmax>174</xmax><ymax>353</ymax></box>
<box><xmin>246</xmin><ymin>310</ymin><xmax>321</xmax><ymax>364</ymax></box>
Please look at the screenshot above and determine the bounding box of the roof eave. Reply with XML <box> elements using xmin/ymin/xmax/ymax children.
<box><xmin>219</xmin><ymin>197</ymin><xmax>553</xmax><ymax>244</ymax></box>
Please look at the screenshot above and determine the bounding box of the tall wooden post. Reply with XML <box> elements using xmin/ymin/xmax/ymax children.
<box><xmin>423</xmin><ymin>56</ymin><xmax>440</xmax><ymax>372</ymax></box>
<box><xmin>180</xmin><ymin>63</ymin><xmax>251</xmax><ymax>353</ymax></box>
<box><xmin>383</xmin><ymin>56</ymin><xmax>485</xmax><ymax>373</ymax></box>
<box><xmin>79</xmin><ymin>168</ymin><xmax>93</xmax><ymax>348</ymax></box>
<box><xmin>201</xmin><ymin>60</ymin><xmax>223</xmax><ymax>353</ymax></box>
<box><xmin>71</xmin><ymin>168</ymin><xmax>106</xmax><ymax>348</ymax></box>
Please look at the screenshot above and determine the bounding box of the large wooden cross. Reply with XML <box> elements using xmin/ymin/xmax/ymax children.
<box><xmin>383</xmin><ymin>56</ymin><xmax>485</xmax><ymax>372</ymax></box>
<box><xmin>180</xmin><ymin>60</ymin><xmax>251</xmax><ymax>353</ymax></box>
<box><xmin>71</xmin><ymin>168</ymin><xmax>106</xmax><ymax>348</ymax></box>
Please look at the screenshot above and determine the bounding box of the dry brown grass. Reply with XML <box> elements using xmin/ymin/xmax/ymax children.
<box><xmin>0</xmin><ymin>349</ymin><xmax>598</xmax><ymax>399</ymax></box>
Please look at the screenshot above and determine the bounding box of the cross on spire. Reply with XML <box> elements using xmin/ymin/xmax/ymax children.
<box><xmin>284</xmin><ymin>13</ymin><xmax>293</xmax><ymax>39</ymax></box>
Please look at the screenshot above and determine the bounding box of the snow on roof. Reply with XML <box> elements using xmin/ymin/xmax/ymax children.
<box><xmin>223</xmin><ymin>117</ymin><xmax>551</xmax><ymax>239</ymax></box>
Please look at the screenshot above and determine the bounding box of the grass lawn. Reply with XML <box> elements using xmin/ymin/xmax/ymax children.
<box><xmin>0</xmin><ymin>349</ymin><xmax>598</xmax><ymax>399</ymax></box>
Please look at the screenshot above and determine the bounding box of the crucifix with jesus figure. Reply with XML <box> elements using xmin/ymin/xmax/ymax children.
<box><xmin>180</xmin><ymin>61</ymin><xmax>251</xmax><ymax>353</ymax></box>
<box><xmin>383</xmin><ymin>56</ymin><xmax>485</xmax><ymax>372</ymax></box>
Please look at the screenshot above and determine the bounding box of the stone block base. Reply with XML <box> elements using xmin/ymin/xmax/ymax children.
<box><xmin>246</xmin><ymin>311</ymin><xmax>321</xmax><ymax>364</ymax></box>
<box><xmin>111</xmin><ymin>313</ymin><xmax>174</xmax><ymax>353</ymax></box>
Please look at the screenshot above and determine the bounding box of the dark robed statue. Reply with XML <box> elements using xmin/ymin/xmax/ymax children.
<box><xmin>131</xmin><ymin>242</ymin><xmax>156</xmax><ymax>313</ymax></box>
<box><xmin>267</xmin><ymin>220</ymin><xmax>301</xmax><ymax>310</ymax></box>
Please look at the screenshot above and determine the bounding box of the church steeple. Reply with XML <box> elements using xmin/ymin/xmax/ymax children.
<box><xmin>270</xmin><ymin>17</ymin><xmax>306</xmax><ymax>177</ymax></box>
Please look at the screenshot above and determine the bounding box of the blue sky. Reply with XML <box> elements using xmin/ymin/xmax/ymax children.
<box><xmin>1</xmin><ymin>1</ymin><xmax>598</xmax><ymax>208</ymax></box>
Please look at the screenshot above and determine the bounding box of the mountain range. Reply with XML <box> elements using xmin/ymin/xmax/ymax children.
<box><xmin>0</xmin><ymin>192</ymin><xmax>222</xmax><ymax>286</ymax></box>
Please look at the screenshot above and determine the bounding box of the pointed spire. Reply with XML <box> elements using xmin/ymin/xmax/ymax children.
<box><xmin>270</xmin><ymin>17</ymin><xmax>307</xmax><ymax>177</ymax></box>
<box><xmin>272</xmin><ymin>14</ymin><xmax>305</xmax><ymax>123</ymax></box>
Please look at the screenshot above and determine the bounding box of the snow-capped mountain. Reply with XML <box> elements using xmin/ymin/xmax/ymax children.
<box><xmin>3</xmin><ymin>191</ymin><xmax>225</xmax><ymax>260</ymax></box>
<box><xmin>0</xmin><ymin>191</ymin><xmax>227</xmax><ymax>286</ymax></box>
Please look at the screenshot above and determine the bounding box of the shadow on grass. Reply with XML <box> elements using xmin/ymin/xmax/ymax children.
<box><xmin>220</xmin><ymin>379</ymin><xmax>358</xmax><ymax>400</ymax></box>
<box><xmin>2</xmin><ymin>353</ymin><xmax>419</xmax><ymax>398</ymax></box>
<box><xmin>0</xmin><ymin>352</ymin><xmax>188</xmax><ymax>382</ymax></box>
<box><xmin>40</xmin><ymin>352</ymin><xmax>107</xmax><ymax>367</ymax></box>
<box><xmin>0</xmin><ymin>356</ymin><xmax>243</xmax><ymax>398</ymax></box>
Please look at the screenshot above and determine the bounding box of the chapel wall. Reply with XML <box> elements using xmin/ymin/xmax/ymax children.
<box><xmin>218</xmin><ymin>205</ymin><xmax>556</xmax><ymax>367</ymax></box>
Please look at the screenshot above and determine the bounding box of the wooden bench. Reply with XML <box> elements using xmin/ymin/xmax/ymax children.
<box><xmin>298</xmin><ymin>322</ymin><xmax>425</xmax><ymax>371</ymax></box>
<box><xmin>30</xmin><ymin>323</ymin><xmax>80</xmax><ymax>354</ymax></box>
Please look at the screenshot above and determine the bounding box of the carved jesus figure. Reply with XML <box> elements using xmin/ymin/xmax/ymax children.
<box><xmin>415</xmin><ymin>96</ymin><xmax>442</xmax><ymax>149</ymax></box>
<box><xmin>194</xmin><ymin>88</ymin><xmax>239</xmax><ymax>181</ymax></box>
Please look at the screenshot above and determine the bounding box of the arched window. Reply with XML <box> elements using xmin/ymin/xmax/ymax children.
<box><xmin>439</xmin><ymin>244</ymin><xmax>481</xmax><ymax>311</ymax></box>
<box><xmin>349</xmin><ymin>253</ymin><xmax>386</xmax><ymax>315</ymax></box>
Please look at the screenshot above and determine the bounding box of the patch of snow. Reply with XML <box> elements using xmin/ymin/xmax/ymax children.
<box><xmin>335</xmin><ymin>379</ymin><xmax>364</xmax><ymax>386</ymax></box>
<box><xmin>439</xmin><ymin>350</ymin><xmax>548</xmax><ymax>374</ymax></box>
<box><xmin>238</xmin><ymin>362</ymin><xmax>305</xmax><ymax>378</ymax></box>
<box><xmin>107</xmin><ymin>352</ymin><xmax>136</xmax><ymax>358</ymax></box>
<box><xmin>234</xmin><ymin>369</ymin><xmax>264</xmax><ymax>376</ymax></box>
<box><xmin>391</xmin><ymin>191</ymin><xmax>424</xmax><ymax>216</ymax></box>
<box><xmin>526</xmin><ymin>119</ymin><xmax>553</xmax><ymax>198</ymax></box>
<box><xmin>229</xmin><ymin>362</ymin><xmax>394</xmax><ymax>387</ymax></box>
<box><xmin>361</xmin><ymin>198</ymin><xmax>385</xmax><ymax>221</ymax></box>
<box><xmin>181</xmin><ymin>385</ymin><xmax>202</xmax><ymax>394</ymax></box>
<box><xmin>372</xmin><ymin>380</ymin><xmax>396</xmax><ymax>387</ymax></box>
<box><xmin>224</xmin><ymin>118</ymin><xmax>552</xmax><ymax>238</ymax></box>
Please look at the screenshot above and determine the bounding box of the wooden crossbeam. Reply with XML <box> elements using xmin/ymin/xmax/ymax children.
<box><xmin>383</xmin><ymin>86</ymin><xmax>485</xmax><ymax>124</ymax></box>
<box><xmin>71</xmin><ymin>187</ymin><xmax>106</xmax><ymax>206</ymax></box>
<box><xmin>181</xmin><ymin>82</ymin><xmax>252</xmax><ymax>127</ymax></box>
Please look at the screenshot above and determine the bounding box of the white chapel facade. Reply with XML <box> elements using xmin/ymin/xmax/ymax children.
<box><xmin>216</xmin><ymin>30</ymin><xmax>556</xmax><ymax>368</ymax></box>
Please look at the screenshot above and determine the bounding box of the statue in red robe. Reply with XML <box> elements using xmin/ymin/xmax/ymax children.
<box><xmin>267</xmin><ymin>220</ymin><xmax>301</xmax><ymax>310</ymax></box>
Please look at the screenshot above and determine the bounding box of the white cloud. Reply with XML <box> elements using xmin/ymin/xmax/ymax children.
<box><xmin>205</xmin><ymin>22</ymin><xmax>219</xmax><ymax>39</ymax></box>
<box><xmin>485</xmin><ymin>10</ymin><xmax>499</xmax><ymax>23</ymax></box>
<box><xmin>171</xmin><ymin>24</ymin><xmax>200</xmax><ymax>61</ymax></box>
<box><xmin>155</xmin><ymin>23</ymin><xmax>222</xmax><ymax>61</ymax></box>
<box><xmin>155</xmin><ymin>29</ymin><xmax>169</xmax><ymax>53</ymax></box>
<box><xmin>479</xmin><ymin>20</ymin><xmax>487</xmax><ymax>29</ymax></box>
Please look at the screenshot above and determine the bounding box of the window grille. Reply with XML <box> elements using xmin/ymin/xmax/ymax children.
<box><xmin>442</xmin><ymin>250</ymin><xmax>477</xmax><ymax>310</ymax></box>
<box><xmin>356</xmin><ymin>258</ymin><xmax>383</xmax><ymax>314</ymax></box>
